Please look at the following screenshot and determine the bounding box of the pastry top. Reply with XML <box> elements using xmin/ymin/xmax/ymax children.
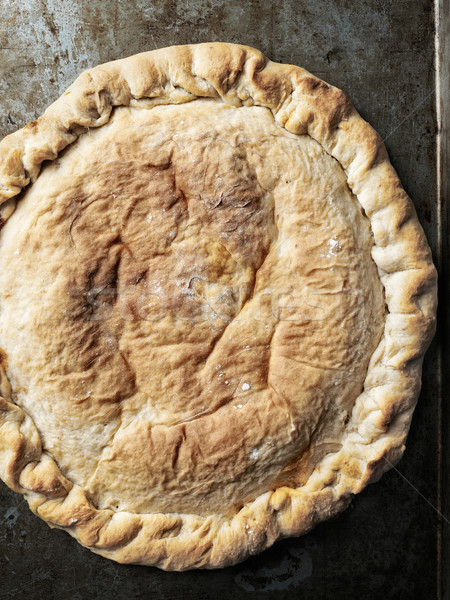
<box><xmin>0</xmin><ymin>43</ymin><xmax>437</xmax><ymax>570</ymax></box>
<box><xmin>0</xmin><ymin>100</ymin><xmax>385</xmax><ymax>516</ymax></box>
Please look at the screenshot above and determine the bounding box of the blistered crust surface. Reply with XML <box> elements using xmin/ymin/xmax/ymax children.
<box><xmin>0</xmin><ymin>43</ymin><xmax>437</xmax><ymax>570</ymax></box>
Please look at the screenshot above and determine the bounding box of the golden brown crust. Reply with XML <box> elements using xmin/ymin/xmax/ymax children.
<box><xmin>0</xmin><ymin>42</ymin><xmax>437</xmax><ymax>570</ymax></box>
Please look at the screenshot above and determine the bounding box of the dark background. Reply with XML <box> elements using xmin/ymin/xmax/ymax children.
<box><xmin>0</xmin><ymin>1</ymin><xmax>444</xmax><ymax>598</ymax></box>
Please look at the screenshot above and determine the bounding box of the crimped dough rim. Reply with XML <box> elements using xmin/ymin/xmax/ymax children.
<box><xmin>0</xmin><ymin>42</ymin><xmax>437</xmax><ymax>570</ymax></box>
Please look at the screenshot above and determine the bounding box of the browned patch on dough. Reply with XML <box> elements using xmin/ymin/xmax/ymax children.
<box><xmin>0</xmin><ymin>347</ymin><xmax>8</xmax><ymax>371</ymax></box>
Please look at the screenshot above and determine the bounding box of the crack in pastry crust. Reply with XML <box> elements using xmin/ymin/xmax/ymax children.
<box><xmin>0</xmin><ymin>43</ymin><xmax>437</xmax><ymax>570</ymax></box>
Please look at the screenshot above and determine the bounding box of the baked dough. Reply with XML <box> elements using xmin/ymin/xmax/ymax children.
<box><xmin>0</xmin><ymin>43</ymin><xmax>437</xmax><ymax>570</ymax></box>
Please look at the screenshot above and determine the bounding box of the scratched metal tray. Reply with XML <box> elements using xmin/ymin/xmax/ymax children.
<box><xmin>0</xmin><ymin>1</ymin><xmax>446</xmax><ymax>598</ymax></box>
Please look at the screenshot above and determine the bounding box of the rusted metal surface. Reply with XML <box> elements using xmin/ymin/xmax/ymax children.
<box><xmin>436</xmin><ymin>2</ymin><xmax>449</xmax><ymax>599</ymax></box>
<box><xmin>0</xmin><ymin>1</ymin><xmax>442</xmax><ymax>598</ymax></box>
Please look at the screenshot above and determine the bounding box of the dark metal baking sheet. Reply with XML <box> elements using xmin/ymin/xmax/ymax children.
<box><xmin>0</xmin><ymin>1</ymin><xmax>444</xmax><ymax>598</ymax></box>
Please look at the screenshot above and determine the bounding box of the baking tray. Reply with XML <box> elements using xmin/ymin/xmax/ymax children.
<box><xmin>0</xmin><ymin>1</ymin><xmax>445</xmax><ymax>598</ymax></box>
